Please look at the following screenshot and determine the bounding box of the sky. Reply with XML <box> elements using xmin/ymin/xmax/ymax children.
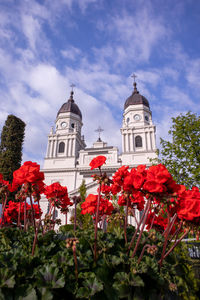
<box><xmin>0</xmin><ymin>0</ymin><xmax>200</xmax><ymax>167</ymax></box>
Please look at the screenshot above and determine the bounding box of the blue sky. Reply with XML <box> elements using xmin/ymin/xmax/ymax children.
<box><xmin>0</xmin><ymin>0</ymin><xmax>200</xmax><ymax>166</ymax></box>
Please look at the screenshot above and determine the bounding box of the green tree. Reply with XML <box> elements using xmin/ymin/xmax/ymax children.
<box><xmin>79</xmin><ymin>179</ymin><xmax>87</xmax><ymax>201</ymax></box>
<box><xmin>0</xmin><ymin>115</ymin><xmax>26</xmax><ymax>182</ymax></box>
<box><xmin>160</xmin><ymin>112</ymin><xmax>200</xmax><ymax>189</ymax></box>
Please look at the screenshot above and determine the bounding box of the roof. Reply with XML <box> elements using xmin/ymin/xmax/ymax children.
<box><xmin>57</xmin><ymin>91</ymin><xmax>82</xmax><ymax>119</ymax></box>
<box><xmin>124</xmin><ymin>82</ymin><xmax>149</xmax><ymax>110</ymax></box>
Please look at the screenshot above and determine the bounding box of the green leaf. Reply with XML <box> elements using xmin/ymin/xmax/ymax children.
<box><xmin>35</xmin><ymin>264</ymin><xmax>65</xmax><ymax>289</ymax></box>
<box><xmin>39</xmin><ymin>288</ymin><xmax>53</xmax><ymax>300</ymax></box>
<box><xmin>0</xmin><ymin>268</ymin><xmax>15</xmax><ymax>288</ymax></box>
<box><xmin>77</xmin><ymin>272</ymin><xmax>103</xmax><ymax>298</ymax></box>
<box><xmin>129</xmin><ymin>274</ymin><xmax>144</xmax><ymax>287</ymax></box>
<box><xmin>15</xmin><ymin>286</ymin><xmax>37</xmax><ymax>300</ymax></box>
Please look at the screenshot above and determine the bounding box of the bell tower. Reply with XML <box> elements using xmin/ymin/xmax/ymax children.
<box><xmin>121</xmin><ymin>78</ymin><xmax>157</xmax><ymax>166</ymax></box>
<box><xmin>44</xmin><ymin>89</ymin><xmax>86</xmax><ymax>169</ymax></box>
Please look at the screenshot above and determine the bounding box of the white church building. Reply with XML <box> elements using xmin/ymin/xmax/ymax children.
<box><xmin>40</xmin><ymin>82</ymin><xmax>157</xmax><ymax>224</ymax></box>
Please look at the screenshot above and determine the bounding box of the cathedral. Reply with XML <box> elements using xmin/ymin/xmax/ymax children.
<box><xmin>40</xmin><ymin>81</ymin><xmax>157</xmax><ymax>224</ymax></box>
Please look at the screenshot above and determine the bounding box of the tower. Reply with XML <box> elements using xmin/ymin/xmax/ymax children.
<box><xmin>44</xmin><ymin>90</ymin><xmax>86</xmax><ymax>170</ymax></box>
<box><xmin>121</xmin><ymin>81</ymin><xmax>157</xmax><ymax>166</ymax></box>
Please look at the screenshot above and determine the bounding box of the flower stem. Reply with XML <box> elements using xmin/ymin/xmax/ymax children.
<box><xmin>137</xmin><ymin>244</ymin><xmax>151</xmax><ymax>264</ymax></box>
<box><xmin>32</xmin><ymin>221</ymin><xmax>40</xmax><ymax>256</ymax></box>
<box><xmin>159</xmin><ymin>229</ymin><xmax>189</xmax><ymax>263</ymax></box>
<box><xmin>17</xmin><ymin>201</ymin><xmax>21</xmax><ymax>228</ymax></box>
<box><xmin>0</xmin><ymin>192</ymin><xmax>8</xmax><ymax>228</ymax></box>
<box><xmin>24</xmin><ymin>198</ymin><xmax>27</xmax><ymax>231</ymax></box>
<box><xmin>73</xmin><ymin>246</ymin><xmax>78</xmax><ymax>281</ymax></box>
<box><xmin>94</xmin><ymin>167</ymin><xmax>102</xmax><ymax>262</ymax></box>
<box><xmin>128</xmin><ymin>199</ymin><xmax>149</xmax><ymax>253</ymax></box>
<box><xmin>159</xmin><ymin>211</ymin><xmax>177</xmax><ymax>267</ymax></box>
<box><xmin>30</xmin><ymin>193</ymin><xmax>36</xmax><ymax>234</ymax></box>
<box><xmin>74</xmin><ymin>197</ymin><xmax>77</xmax><ymax>231</ymax></box>
<box><xmin>124</xmin><ymin>197</ymin><xmax>129</xmax><ymax>244</ymax></box>
<box><xmin>131</xmin><ymin>199</ymin><xmax>151</xmax><ymax>258</ymax></box>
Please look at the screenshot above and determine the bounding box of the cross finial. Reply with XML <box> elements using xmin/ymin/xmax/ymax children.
<box><xmin>131</xmin><ymin>73</ymin><xmax>137</xmax><ymax>83</ymax></box>
<box><xmin>95</xmin><ymin>126</ymin><xmax>104</xmax><ymax>141</ymax></box>
<box><xmin>70</xmin><ymin>83</ymin><xmax>76</xmax><ymax>92</ymax></box>
<box><xmin>131</xmin><ymin>74</ymin><xmax>138</xmax><ymax>93</ymax></box>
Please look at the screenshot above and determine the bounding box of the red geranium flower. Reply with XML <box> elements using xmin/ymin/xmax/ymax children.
<box><xmin>0</xmin><ymin>173</ymin><xmax>12</xmax><ymax>192</ymax></box>
<box><xmin>89</xmin><ymin>156</ymin><xmax>106</xmax><ymax>170</ymax></box>
<box><xmin>81</xmin><ymin>194</ymin><xmax>114</xmax><ymax>217</ymax></box>
<box><xmin>0</xmin><ymin>201</ymin><xmax>42</xmax><ymax>224</ymax></box>
<box><xmin>143</xmin><ymin>180</ymin><xmax>167</xmax><ymax>193</ymax></box>
<box><xmin>146</xmin><ymin>211</ymin><xmax>168</xmax><ymax>233</ymax></box>
<box><xmin>44</xmin><ymin>182</ymin><xmax>72</xmax><ymax>212</ymax></box>
<box><xmin>13</xmin><ymin>161</ymin><xmax>44</xmax><ymax>187</ymax></box>
<box><xmin>177</xmin><ymin>187</ymin><xmax>200</xmax><ymax>223</ymax></box>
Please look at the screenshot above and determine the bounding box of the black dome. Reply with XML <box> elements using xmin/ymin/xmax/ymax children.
<box><xmin>57</xmin><ymin>91</ymin><xmax>82</xmax><ymax>119</ymax></box>
<box><xmin>124</xmin><ymin>82</ymin><xmax>149</xmax><ymax>110</ymax></box>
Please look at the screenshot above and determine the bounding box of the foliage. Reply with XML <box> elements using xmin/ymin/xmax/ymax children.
<box><xmin>0</xmin><ymin>226</ymin><xmax>199</xmax><ymax>300</ymax></box>
<box><xmin>71</xmin><ymin>180</ymin><xmax>93</xmax><ymax>229</ymax></box>
<box><xmin>0</xmin><ymin>115</ymin><xmax>25</xmax><ymax>182</ymax></box>
<box><xmin>79</xmin><ymin>180</ymin><xmax>87</xmax><ymax>202</ymax></box>
<box><xmin>173</xmin><ymin>243</ymin><xmax>200</xmax><ymax>300</ymax></box>
<box><xmin>159</xmin><ymin>112</ymin><xmax>200</xmax><ymax>189</ymax></box>
<box><xmin>0</xmin><ymin>156</ymin><xmax>200</xmax><ymax>299</ymax></box>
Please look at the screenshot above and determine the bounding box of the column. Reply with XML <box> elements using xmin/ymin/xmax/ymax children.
<box><xmin>127</xmin><ymin>134</ymin><xmax>130</xmax><ymax>153</ymax></box>
<box><xmin>53</xmin><ymin>139</ymin><xmax>57</xmax><ymax>157</ymax></box>
<box><xmin>51</xmin><ymin>140</ymin><xmax>55</xmax><ymax>157</ymax></box>
<box><xmin>68</xmin><ymin>139</ymin><xmax>72</xmax><ymax>157</ymax></box>
<box><xmin>125</xmin><ymin>133</ymin><xmax>129</xmax><ymax>153</ymax></box>
<box><xmin>65</xmin><ymin>139</ymin><xmax>68</xmax><ymax>156</ymax></box>
<box><xmin>49</xmin><ymin>140</ymin><xmax>53</xmax><ymax>158</ymax></box>
<box><xmin>71</xmin><ymin>139</ymin><xmax>74</xmax><ymax>156</ymax></box>
<box><xmin>46</xmin><ymin>140</ymin><xmax>50</xmax><ymax>158</ymax></box>
<box><xmin>150</xmin><ymin>132</ymin><xmax>153</xmax><ymax>150</ymax></box>
<box><xmin>123</xmin><ymin>133</ymin><xmax>126</xmax><ymax>153</ymax></box>
<box><xmin>143</xmin><ymin>132</ymin><xmax>147</xmax><ymax>151</ymax></box>
<box><xmin>145</xmin><ymin>132</ymin><xmax>148</xmax><ymax>151</ymax></box>
<box><xmin>152</xmin><ymin>129</ymin><xmax>156</xmax><ymax>150</ymax></box>
<box><xmin>147</xmin><ymin>131</ymin><xmax>151</xmax><ymax>151</ymax></box>
<box><xmin>130</xmin><ymin>132</ymin><xmax>133</xmax><ymax>152</ymax></box>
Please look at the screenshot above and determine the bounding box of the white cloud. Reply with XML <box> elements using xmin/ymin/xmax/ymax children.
<box><xmin>61</xmin><ymin>46</ymin><xmax>81</xmax><ymax>60</ymax></box>
<box><xmin>22</xmin><ymin>15</ymin><xmax>41</xmax><ymax>51</ymax></box>
<box><xmin>109</xmin><ymin>8</ymin><xmax>167</xmax><ymax>62</ymax></box>
<box><xmin>77</xmin><ymin>0</ymin><xmax>99</xmax><ymax>13</ymax></box>
<box><xmin>162</xmin><ymin>86</ymin><xmax>196</xmax><ymax>108</ymax></box>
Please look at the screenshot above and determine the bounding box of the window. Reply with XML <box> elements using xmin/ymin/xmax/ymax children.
<box><xmin>71</xmin><ymin>123</ymin><xmax>74</xmax><ymax>128</ymax></box>
<box><xmin>53</xmin><ymin>209</ymin><xmax>58</xmax><ymax>220</ymax></box>
<box><xmin>135</xmin><ymin>136</ymin><xmax>142</xmax><ymax>148</ymax></box>
<box><xmin>58</xmin><ymin>142</ymin><xmax>65</xmax><ymax>153</ymax></box>
<box><xmin>47</xmin><ymin>203</ymin><xmax>50</xmax><ymax>214</ymax></box>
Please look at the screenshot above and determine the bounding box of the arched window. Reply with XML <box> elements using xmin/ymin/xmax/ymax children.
<box><xmin>58</xmin><ymin>142</ymin><xmax>65</xmax><ymax>153</ymax></box>
<box><xmin>135</xmin><ymin>136</ymin><xmax>142</xmax><ymax>148</ymax></box>
<box><xmin>53</xmin><ymin>209</ymin><xmax>58</xmax><ymax>220</ymax></box>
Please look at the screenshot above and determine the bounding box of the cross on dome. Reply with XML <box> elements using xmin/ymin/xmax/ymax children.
<box><xmin>131</xmin><ymin>74</ymin><xmax>138</xmax><ymax>93</ymax></box>
<box><xmin>131</xmin><ymin>73</ymin><xmax>137</xmax><ymax>83</ymax></box>
<box><xmin>95</xmin><ymin>126</ymin><xmax>104</xmax><ymax>142</ymax></box>
<box><xmin>70</xmin><ymin>83</ymin><xmax>76</xmax><ymax>91</ymax></box>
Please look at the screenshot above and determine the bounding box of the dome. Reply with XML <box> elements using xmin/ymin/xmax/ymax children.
<box><xmin>124</xmin><ymin>82</ymin><xmax>149</xmax><ymax>110</ymax></box>
<box><xmin>57</xmin><ymin>91</ymin><xmax>82</xmax><ymax>119</ymax></box>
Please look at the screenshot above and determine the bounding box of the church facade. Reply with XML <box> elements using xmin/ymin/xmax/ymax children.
<box><xmin>40</xmin><ymin>82</ymin><xmax>157</xmax><ymax>224</ymax></box>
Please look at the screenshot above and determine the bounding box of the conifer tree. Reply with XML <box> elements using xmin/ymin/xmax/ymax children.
<box><xmin>0</xmin><ymin>115</ymin><xmax>25</xmax><ymax>182</ymax></box>
<box><xmin>79</xmin><ymin>179</ymin><xmax>87</xmax><ymax>201</ymax></box>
